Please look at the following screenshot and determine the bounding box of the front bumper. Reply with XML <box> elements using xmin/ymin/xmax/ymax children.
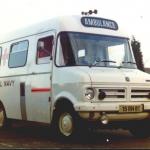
<box><xmin>74</xmin><ymin>102</ymin><xmax>150</xmax><ymax>122</ymax></box>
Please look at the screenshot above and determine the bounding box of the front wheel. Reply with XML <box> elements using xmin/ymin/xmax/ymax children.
<box><xmin>58</xmin><ymin>112</ymin><xmax>74</xmax><ymax>137</ymax></box>
<box><xmin>51</xmin><ymin>105</ymin><xmax>87</xmax><ymax>139</ymax></box>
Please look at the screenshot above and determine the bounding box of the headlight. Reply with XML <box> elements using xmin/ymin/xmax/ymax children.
<box><xmin>85</xmin><ymin>88</ymin><xmax>95</xmax><ymax>100</ymax></box>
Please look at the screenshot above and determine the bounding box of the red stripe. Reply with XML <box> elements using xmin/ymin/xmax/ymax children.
<box><xmin>31</xmin><ymin>88</ymin><xmax>51</xmax><ymax>92</ymax></box>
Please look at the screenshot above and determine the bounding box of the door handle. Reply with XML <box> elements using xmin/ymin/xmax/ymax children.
<box><xmin>32</xmin><ymin>72</ymin><xmax>36</xmax><ymax>75</ymax></box>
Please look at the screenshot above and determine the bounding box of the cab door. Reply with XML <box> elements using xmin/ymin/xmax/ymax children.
<box><xmin>26</xmin><ymin>31</ymin><xmax>55</xmax><ymax>123</ymax></box>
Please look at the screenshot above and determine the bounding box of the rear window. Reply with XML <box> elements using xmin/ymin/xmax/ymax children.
<box><xmin>9</xmin><ymin>40</ymin><xmax>29</xmax><ymax>68</ymax></box>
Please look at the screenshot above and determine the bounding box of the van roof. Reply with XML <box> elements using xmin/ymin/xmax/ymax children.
<box><xmin>0</xmin><ymin>15</ymin><xmax>129</xmax><ymax>44</ymax></box>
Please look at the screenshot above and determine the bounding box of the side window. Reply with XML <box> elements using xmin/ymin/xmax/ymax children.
<box><xmin>36</xmin><ymin>36</ymin><xmax>53</xmax><ymax>64</ymax></box>
<box><xmin>0</xmin><ymin>47</ymin><xmax>2</xmax><ymax>65</ymax></box>
<box><xmin>56</xmin><ymin>34</ymin><xmax>75</xmax><ymax>66</ymax></box>
<box><xmin>9</xmin><ymin>40</ymin><xmax>28</xmax><ymax>68</ymax></box>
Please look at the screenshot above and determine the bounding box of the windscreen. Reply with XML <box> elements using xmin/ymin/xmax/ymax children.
<box><xmin>56</xmin><ymin>32</ymin><xmax>136</xmax><ymax>69</ymax></box>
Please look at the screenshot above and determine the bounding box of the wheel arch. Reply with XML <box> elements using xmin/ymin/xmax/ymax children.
<box><xmin>54</xmin><ymin>97</ymin><xmax>74</xmax><ymax>111</ymax></box>
<box><xmin>51</xmin><ymin>97</ymin><xmax>75</xmax><ymax>121</ymax></box>
<box><xmin>0</xmin><ymin>100</ymin><xmax>6</xmax><ymax>111</ymax></box>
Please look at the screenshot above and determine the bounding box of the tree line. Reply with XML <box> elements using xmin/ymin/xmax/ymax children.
<box><xmin>131</xmin><ymin>37</ymin><xmax>145</xmax><ymax>71</ymax></box>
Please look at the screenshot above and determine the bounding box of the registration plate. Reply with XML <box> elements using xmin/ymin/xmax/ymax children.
<box><xmin>119</xmin><ymin>105</ymin><xmax>143</xmax><ymax>113</ymax></box>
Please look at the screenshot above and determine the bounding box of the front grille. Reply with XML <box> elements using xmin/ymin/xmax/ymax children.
<box><xmin>96</xmin><ymin>87</ymin><xmax>150</xmax><ymax>102</ymax></box>
<box><xmin>98</xmin><ymin>88</ymin><xmax>125</xmax><ymax>100</ymax></box>
<box><xmin>131</xmin><ymin>89</ymin><xmax>150</xmax><ymax>100</ymax></box>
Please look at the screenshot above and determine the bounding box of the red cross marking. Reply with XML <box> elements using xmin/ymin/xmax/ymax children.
<box><xmin>2</xmin><ymin>48</ymin><xmax>9</xmax><ymax>66</ymax></box>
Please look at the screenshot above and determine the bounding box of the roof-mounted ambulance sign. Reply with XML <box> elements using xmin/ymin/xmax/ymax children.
<box><xmin>81</xmin><ymin>17</ymin><xmax>118</xmax><ymax>30</ymax></box>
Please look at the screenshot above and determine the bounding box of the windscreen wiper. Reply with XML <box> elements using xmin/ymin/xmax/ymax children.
<box><xmin>117</xmin><ymin>61</ymin><xmax>136</xmax><ymax>69</ymax></box>
<box><xmin>100</xmin><ymin>60</ymin><xmax>116</xmax><ymax>63</ymax></box>
<box><xmin>122</xmin><ymin>61</ymin><xmax>136</xmax><ymax>64</ymax></box>
<box><xmin>90</xmin><ymin>58</ymin><xmax>116</xmax><ymax>67</ymax></box>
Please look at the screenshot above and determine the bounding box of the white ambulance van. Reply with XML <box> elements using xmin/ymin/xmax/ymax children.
<box><xmin>0</xmin><ymin>14</ymin><xmax>150</xmax><ymax>138</ymax></box>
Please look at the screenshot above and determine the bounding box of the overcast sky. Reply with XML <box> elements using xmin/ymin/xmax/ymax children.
<box><xmin>0</xmin><ymin>0</ymin><xmax>150</xmax><ymax>67</ymax></box>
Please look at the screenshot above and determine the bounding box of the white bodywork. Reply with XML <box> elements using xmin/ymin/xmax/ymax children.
<box><xmin>0</xmin><ymin>15</ymin><xmax>150</xmax><ymax>125</ymax></box>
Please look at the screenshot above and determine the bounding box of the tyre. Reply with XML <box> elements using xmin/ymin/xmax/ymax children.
<box><xmin>51</xmin><ymin>105</ymin><xmax>85</xmax><ymax>140</ymax></box>
<box><xmin>0</xmin><ymin>105</ymin><xmax>7</xmax><ymax>128</ymax></box>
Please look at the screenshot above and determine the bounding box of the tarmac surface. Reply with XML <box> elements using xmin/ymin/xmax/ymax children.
<box><xmin>0</xmin><ymin>122</ymin><xmax>150</xmax><ymax>149</ymax></box>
